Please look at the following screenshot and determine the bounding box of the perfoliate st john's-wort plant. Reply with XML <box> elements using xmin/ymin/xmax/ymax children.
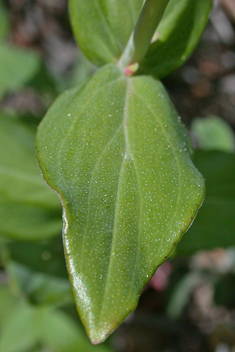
<box><xmin>36</xmin><ymin>0</ymin><xmax>212</xmax><ymax>344</ymax></box>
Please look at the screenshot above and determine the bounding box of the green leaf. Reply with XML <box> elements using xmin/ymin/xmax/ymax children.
<box><xmin>0</xmin><ymin>3</ymin><xmax>10</xmax><ymax>41</ymax></box>
<box><xmin>177</xmin><ymin>151</ymin><xmax>235</xmax><ymax>255</ymax></box>
<box><xmin>166</xmin><ymin>271</ymin><xmax>209</xmax><ymax>319</ymax></box>
<box><xmin>40</xmin><ymin>309</ymin><xmax>112</xmax><ymax>352</ymax></box>
<box><xmin>0</xmin><ymin>299</ymin><xmax>109</xmax><ymax>352</ymax></box>
<box><xmin>8</xmin><ymin>262</ymin><xmax>73</xmax><ymax>306</ymax></box>
<box><xmin>8</xmin><ymin>238</ymin><xmax>68</xmax><ymax>278</ymax></box>
<box><xmin>28</xmin><ymin>274</ymin><xmax>73</xmax><ymax>306</ymax></box>
<box><xmin>69</xmin><ymin>0</ymin><xmax>144</xmax><ymax>65</ymax></box>
<box><xmin>0</xmin><ymin>286</ymin><xmax>18</xmax><ymax>326</ymax></box>
<box><xmin>0</xmin><ymin>112</ymin><xmax>62</xmax><ymax>240</ymax></box>
<box><xmin>191</xmin><ymin>116</ymin><xmax>235</xmax><ymax>153</ymax></box>
<box><xmin>36</xmin><ymin>64</ymin><xmax>205</xmax><ymax>343</ymax></box>
<box><xmin>0</xmin><ymin>302</ymin><xmax>39</xmax><ymax>352</ymax></box>
<box><xmin>0</xmin><ymin>43</ymin><xmax>40</xmax><ymax>100</ymax></box>
<box><xmin>139</xmin><ymin>0</ymin><xmax>212</xmax><ymax>78</ymax></box>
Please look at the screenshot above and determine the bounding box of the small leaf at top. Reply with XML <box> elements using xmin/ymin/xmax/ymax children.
<box><xmin>139</xmin><ymin>0</ymin><xmax>212</xmax><ymax>78</ymax></box>
<box><xmin>69</xmin><ymin>0</ymin><xmax>144</xmax><ymax>66</ymax></box>
<box><xmin>36</xmin><ymin>64</ymin><xmax>205</xmax><ymax>343</ymax></box>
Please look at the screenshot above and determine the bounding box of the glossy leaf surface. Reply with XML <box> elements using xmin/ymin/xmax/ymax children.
<box><xmin>69</xmin><ymin>0</ymin><xmax>144</xmax><ymax>65</ymax></box>
<box><xmin>177</xmin><ymin>151</ymin><xmax>235</xmax><ymax>255</ymax></box>
<box><xmin>0</xmin><ymin>113</ymin><xmax>61</xmax><ymax>240</ymax></box>
<box><xmin>0</xmin><ymin>43</ymin><xmax>40</xmax><ymax>99</ymax></box>
<box><xmin>36</xmin><ymin>64</ymin><xmax>205</xmax><ymax>343</ymax></box>
<box><xmin>139</xmin><ymin>0</ymin><xmax>212</xmax><ymax>78</ymax></box>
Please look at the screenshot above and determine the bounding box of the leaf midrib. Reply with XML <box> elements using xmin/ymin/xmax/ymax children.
<box><xmin>98</xmin><ymin>78</ymin><xmax>144</xmax><ymax>326</ymax></box>
<box><xmin>96</xmin><ymin>77</ymin><xmax>183</xmax><ymax>325</ymax></box>
<box><xmin>97</xmin><ymin>77</ymin><xmax>131</xmax><ymax>326</ymax></box>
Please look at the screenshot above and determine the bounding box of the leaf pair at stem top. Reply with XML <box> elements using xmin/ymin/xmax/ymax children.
<box><xmin>70</xmin><ymin>0</ymin><xmax>212</xmax><ymax>77</ymax></box>
<box><xmin>36</xmin><ymin>0</ymin><xmax>212</xmax><ymax>344</ymax></box>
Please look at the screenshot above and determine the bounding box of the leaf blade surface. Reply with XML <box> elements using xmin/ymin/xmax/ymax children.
<box><xmin>36</xmin><ymin>64</ymin><xmax>205</xmax><ymax>343</ymax></box>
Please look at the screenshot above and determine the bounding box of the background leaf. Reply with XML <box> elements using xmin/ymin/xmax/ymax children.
<box><xmin>0</xmin><ymin>300</ymin><xmax>111</xmax><ymax>352</ymax></box>
<box><xmin>0</xmin><ymin>3</ymin><xmax>10</xmax><ymax>42</ymax></box>
<box><xmin>69</xmin><ymin>0</ymin><xmax>144</xmax><ymax>65</ymax></box>
<box><xmin>139</xmin><ymin>0</ymin><xmax>212</xmax><ymax>78</ymax></box>
<box><xmin>8</xmin><ymin>262</ymin><xmax>73</xmax><ymax>306</ymax></box>
<box><xmin>0</xmin><ymin>43</ymin><xmax>40</xmax><ymax>100</ymax></box>
<box><xmin>40</xmin><ymin>309</ymin><xmax>112</xmax><ymax>352</ymax></box>
<box><xmin>36</xmin><ymin>64</ymin><xmax>205</xmax><ymax>343</ymax></box>
<box><xmin>166</xmin><ymin>271</ymin><xmax>210</xmax><ymax>319</ymax></box>
<box><xmin>0</xmin><ymin>112</ymin><xmax>62</xmax><ymax>240</ymax></box>
<box><xmin>8</xmin><ymin>237</ymin><xmax>67</xmax><ymax>277</ymax></box>
<box><xmin>0</xmin><ymin>302</ymin><xmax>39</xmax><ymax>352</ymax></box>
<box><xmin>191</xmin><ymin>115</ymin><xmax>235</xmax><ymax>153</ymax></box>
<box><xmin>0</xmin><ymin>286</ymin><xmax>18</xmax><ymax>327</ymax></box>
<box><xmin>177</xmin><ymin>151</ymin><xmax>235</xmax><ymax>255</ymax></box>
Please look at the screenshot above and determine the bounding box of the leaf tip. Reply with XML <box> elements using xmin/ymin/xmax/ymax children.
<box><xmin>87</xmin><ymin>324</ymin><xmax>115</xmax><ymax>345</ymax></box>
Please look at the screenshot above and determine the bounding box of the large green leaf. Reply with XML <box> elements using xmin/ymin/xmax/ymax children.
<box><xmin>36</xmin><ymin>64</ymin><xmax>205</xmax><ymax>343</ymax></box>
<box><xmin>139</xmin><ymin>0</ymin><xmax>212</xmax><ymax>78</ymax></box>
<box><xmin>69</xmin><ymin>0</ymin><xmax>144</xmax><ymax>65</ymax></box>
<box><xmin>177</xmin><ymin>151</ymin><xmax>235</xmax><ymax>255</ymax></box>
<box><xmin>0</xmin><ymin>113</ymin><xmax>62</xmax><ymax>240</ymax></box>
<box><xmin>0</xmin><ymin>43</ymin><xmax>40</xmax><ymax>100</ymax></box>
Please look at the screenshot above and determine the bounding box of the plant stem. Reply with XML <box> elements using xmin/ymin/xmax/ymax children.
<box><xmin>118</xmin><ymin>0</ymin><xmax>170</xmax><ymax>73</ymax></box>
